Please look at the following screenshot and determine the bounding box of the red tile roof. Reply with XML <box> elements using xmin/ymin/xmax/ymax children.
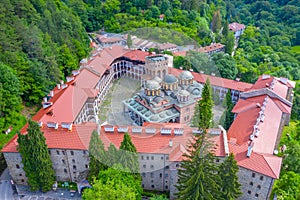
<box><xmin>123</xmin><ymin>50</ymin><xmax>150</xmax><ymax>62</ymax></box>
<box><xmin>198</xmin><ymin>43</ymin><xmax>225</xmax><ymax>53</ymax></box>
<box><xmin>99</xmin><ymin>123</ymin><xmax>225</xmax><ymax>159</ymax></box>
<box><xmin>1</xmin><ymin>122</ymin><xmax>97</xmax><ymax>152</ymax></box>
<box><xmin>229</xmin><ymin>22</ymin><xmax>246</xmax><ymax>32</ymax></box>
<box><xmin>169</xmin><ymin>68</ymin><xmax>253</xmax><ymax>92</ymax></box>
<box><xmin>173</xmin><ymin>51</ymin><xmax>187</xmax><ymax>57</ymax></box>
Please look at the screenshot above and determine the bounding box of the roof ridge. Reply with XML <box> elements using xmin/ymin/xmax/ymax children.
<box><xmin>261</xmin><ymin>153</ymin><xmax>279</xmax><ymax>179</ymax></box>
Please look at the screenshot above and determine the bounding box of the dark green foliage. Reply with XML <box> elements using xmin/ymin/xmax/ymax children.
<box><xmin>224</xmin><ymin>32</ymin><xmax>235</xmax><ymax>54</ymax></box>
<box><xmin>0</xmin><ymin>63</ymin><xmax>22</xmax><ymax>131</ymax></box>
<box><xmin>127</xmin><ymin>34</ymin><xmax>133</xmax><ymax>49</ymax></box>
<box><xmin>211</xmin><ymin>52</ymin><xmax>238</xmax><ymax>79</ymax></box>
<box><xmin>119</xmin><ymin>133</ymin><xmax>139</xmax><ymax>174</ymax></box>
<box><xmin>176</xmin><ymin>133</ymin><xmax>221</xmax><ymax>199</ymax></box>
<box><xmin>192</xmin><ymin>79</ymin><xmax>214</xmax><ymax>131</ymax></box>
<box><xmin>222</xmin><ymin>90</ymin><xmax>235</xmax><ymax>130</ymax></box>
<box><xmin>17</xmin><ymin>120</ymin><xmax>55</xmax><ymax>192</ymax></box>
<box><xmin>272</xmin><ymin>171</ymin><xmax>300</xmax><ymax>199</ymax></box>
<box><xmin>88</xmin><ymin>130</ymin><xmax>107</xmax><ymax>181</ymax></box>
<box><xmin>212</xmin><ymin>10</ymin><xmax>222</xmax><ymax>33</ymax></box>
<box><xmin>219</xmin><ymin>154</ymin><xmax>242</xmax><ymax>199</ymax></box>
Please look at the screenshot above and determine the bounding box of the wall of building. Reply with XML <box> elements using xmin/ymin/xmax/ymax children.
<box><xmin>3</xmin><ymin>152</ymin><xmax>28</xmax><ymax>185</ymax></box>
<box><xmin>238</xmin><ymin>167</ymin><xmax>274</xmax><ymax>200</ymax></box>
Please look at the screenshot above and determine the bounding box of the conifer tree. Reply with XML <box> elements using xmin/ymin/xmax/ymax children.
<box><xmin>212</xmin><ymin>10</ymin><xmax>222</xmax><ymax>33</ymax></box>
<box><xmin>176</xmin><ymin>134</ymin><xmax>221</xmax><ymax>199</ymax></box>
<box><xmin>222</xmin><ymin>19</ymin><xmax>229</xmax><ymax>37</ymax></box>
<box><xmin>119</xmin><ymin>133</ymin><xmax>139</xmax><ymax>174</ymax></box>
<box><xmin>219</xmin><ymin>154</ymin><xmax>242</xmax><ymax>199</ymax></box>
<box><xmin>107</xmin><ymin>143</ymin><xmax>120</xmax><ymax>167</ymax></box>
<box><xmin>88</xmin><ymin>130</ymin><xmax>107</xmax><ymax>180</ymax></box>
<box><xmin>17</xmin><ymin>120</ymin><xmax>55</xmax><ymax>192</ymax></box>
<box><xmin>192</xmin><ymin>79</ymin><xmax>214</xmax><ymax>131</ymax></box>
<box><xmin>223</xmin><ymin>90</ymin><xmax>235</xmax><ymax>130</ymax></box>
<box><xmin>127</xmin><ymin>34</ymin><xmax>133</xmax><ymax>49</ymax></box>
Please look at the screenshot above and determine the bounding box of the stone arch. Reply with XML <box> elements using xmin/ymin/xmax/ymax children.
<box><xmin>162</xmin><ymin>69</ymin><xmax>166</xmax><ymax>78</ymax></box>
<box><xmin>157</xmin><ymin>70</ymin><xmax>161</xmax><ymax>78</ymax></box>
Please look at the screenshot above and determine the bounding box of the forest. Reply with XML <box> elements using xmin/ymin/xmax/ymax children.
<box><xmin>0</xmin><ymin>0</ymin><xmax>299</xmax><ymax>198</ymax></box>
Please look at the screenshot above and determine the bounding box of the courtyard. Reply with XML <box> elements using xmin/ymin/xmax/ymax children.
<box><xmin>98</xmin><ymin>77</ymin><xmax>225</xmax><ymax>127</ymax></box>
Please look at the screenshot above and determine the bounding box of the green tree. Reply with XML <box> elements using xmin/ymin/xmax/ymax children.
<box><xmin>88</xmin><ymin>130</ymin><xmax>107</xmax><ymax>180</ymax></box>
<box><xmin>119</xmin><ymin>133</ymin><xmax>139</xmax><ymax>174</ymax></box>
<box><xmin>127</xmin><ymin>34</ymin><xmax>133</xmax><ymax>49</ymax></box>
<box><xmin>211</xmin><ymin>52</ymin><xmax>238</xmax><ymax>79</ymax></box>
<box><xmin>282</xmin><ymin>141</ymin><xmax>300</xmax><ymax>173</ymax></box>
<box><xmin>212</xmin><ymin>10</ymin><xmax>222</xmax><ymax>33</ymax></box>
<box><xmin>107</xmin><ymin>143</ymin><xmax>120</xmax><ymax>167</ymax></box>
<box><xmin>17</xmin><ymin>120</ymin><xmax>55</xmax><ymax>192</ymax></box>
<box><xmin>0</xmin><ymin>63</ymin><xmax>22</xmax><ymax>131</ymax></box>
<box><xmin>222</xmin><ymin>18</ymin><xmax>229</xmax><ymax>37</ymax></box>
<box><xmin>192</xmin><ymin>79</ymin><xmax>214</xmax><ymax>131</ymax></box>
<box><xmin>225</xmin><ymin>32</ymin><xmax>235</xmax><ymax>55</ymax></box>
<box><xmin>219</xmin><ymin>154</ymin><xmax>242</xmax><ymax>199</ymax></box>
<box><xmin>222</xmin><ymin>90</ymin><xmax>235</xmax><ymax>130</ymax></box>
<box><xmin>176</xmin><ymin>133</ymin><xmax>221</xmax><ymax>199</ymax></box>
<box><xmin>272</xmin><ymin>171</ymin><xmax>300</xmax><ymax>200</ymax></box>
<box><xmin>83</xmin><ymin>166</ymin><xmax>142</xmax><ymax>200</ymax></box>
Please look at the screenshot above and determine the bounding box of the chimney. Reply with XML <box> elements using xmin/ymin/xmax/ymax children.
<box><xmin>50</xmin><ymin>91</ymin><xmax>54</xmax><ymax>97</ymax></box>
<box><xmin>38</xmin><ymin>121</ymin><xmax>43</xmax><ymax>128</ymax></box>
<box><xmin>247</xmin><ymin>141</ymin><xmax>254</xmax><ymax>157</ymax></box>
<box><xmin>169</xmin><ymin>139</ymin><xmax>173</xmax><ymax>147</ymax></box>
<box><xmin>211</xmin><ymin>73</ymin><xmax>215</xmax><ymax>76</ymax></box>
<box><xmin>235</xmin><ymin>78</ymin><xmax>240</xmax><ymax>82</ymax></box>
<box><xmin>43</xmin><ymin>97</ymin><xmax>48</xmax><ymax>103</ymax></box>
<box><xmin>57</xmin><ymin>84</ymin><xmax>61</xmax><ymax>90</ymax></box>
<box><xmin>179</xmin><ymin>66</ymin><xmax>183</xmax><ymax>70</ymax></box>
<box><xmin>60</xmin><ymin>80</ymin><xmax>64</xmax><ymax>85</ymax></box>
<box><xmin>189</xmin><ymin>68</ymin><xmax>193</xmax><ymax>72</ymax></box>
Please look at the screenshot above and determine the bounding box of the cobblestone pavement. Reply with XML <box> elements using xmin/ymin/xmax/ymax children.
<box><xmin>99</xmin><ymin>77</ymin><xmax>140</xmax><ymax>126</ymax></box>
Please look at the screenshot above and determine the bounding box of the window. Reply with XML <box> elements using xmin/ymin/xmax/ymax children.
<box><xmin>260</xmin><ymin>176</ymin><xmax>264</xmax><ymax>181</ymax></box>
<box><xmin>255</xmin><ymin>194</ymin><xmax>259</xmax><ymax>198</ymax></box>
<box><xmin>143</xmin><ymin>164</ymin><xmax>146</xmax><ymax>168</ymax></box>
<box><xmin>151</xmin><ymin>156</ymin><xmax>154</xmax><ymax>160</ymax></box>
<box><xmin>250</xmin><ymin>182</ymin><xmax>253</xmax><ymax>186</ymax></box>
<box><xmin>151</xmin><ymin>185</ymin><xmax>155</xmax><ymax>188</ymax></box>
<box><xmin>160</xmin><ymin>173</ymin><xmax>162</xmax><ymax>178</ymax></box>
<box><xmin>165</xmin><ymin>166</ymin><xmax>169</xmax><ymax>170</ymax></box>
<box><xmin>248</xmin><ymin>190</ymin><xmax>251</xmax><ymax>195</ymax></box>
<box><xmin>161</xmin><ymin>156</ymin><xmax>164</xmax><ymax>160</ymax></box>
<box><xmin>176</xmin><ymin>164</ymin><xmax>180</xmax><ymax>168</ymax></box>
<box><xmin>48</xmin><ymin>150</ymin><xmax>51</xmax><ymax>155</ymax></box>
<box><xmin>150</xmin><ymin>173</ymin><xmax>154</xmax><ymax>178</ymax></box>
<box><xmin>166</xmin><ymin>156</ymin><xmax>169</xmax><ymax>160</ymax></box>
<box><xmin>151</xmin><ymin>180</ymin><xmax>154</xmax><ymax>183</ymax></box>
<box><xmin>142</xmin><ymin>173</ymin><xmax>146</xmax><ymax>177</ymax></box>
<box><xmin>72</xmin><ymin>159</ymin><xmax>75</xmax><ymax>163</ymax></box>
<box><xmin>70</xmin><ymin>151</ymin><xmax>74</xmax><ymax>156</ymax></box>
<box><xmin>147</xmin><ymin>156</ymin><xmax>149</xmax><ymax>160</ymax></box>
<box><xmin>83</xmin><ymin>151</ymin><xmax>86</xmax><ymax>155</ymax></box>
<box><xmin>21</xmin><ymin>179</ymin><xmax>24</xmax><ymax>182</ymax></box>
<box><xmin>257</xmin><ymin>185</ymin><xmax>261</xmax><ymax>189</ymax></box>
<box><xmin>62</xmin><ymin>151</ymin><xmax>65</xmax><ymax>155</ymax></box>
<box><xmin>151</xmin><ymin>165</ymin><xmax>154</xmax><ymax>169</ymax></box>
<box><xmin>62</xmin><ymin>159</ymin><xmax>65</xmax><ymax>164</ymax></box>
<box><xmin>141</xmin><ymin>156</ymin><xmax>144</xmax><ymax>160</ymax></box>
<box><xmin>16</xmin><ymin>164</ymin><xmax>20</xmax><ymax>169</ymax></box>
<box><xmin>19</xmin><ymin>174</ymin><xmax>22</xmax><ymax>176</ymax></box>
<box><xmin>165</xmin><ymin>173</ymin><xmax>169</xmax><ymax>178</ymax></box>
<box><xmin>216</xmin><ymin>159</ymin><xmax>220</xmax><ymax>163</ymax></box>
<box><xmin>56</xmin><ymin>150</ymin><xmax>60</xmax><ymax>155</ymax></box>
<box><xmin>252</xmin><ymin>173</ymin><xmax>255</xmax><ymax>178</ymax></box>
<box><xmin>142</xmin><ymin>184</ymin><xmax>144</xmax><ymax>188</ymax></box>
<box><xmin>64</xmin><ymin>169</ymin><xmax>67</xmax><ymax>173</ymax></box>
<box><xmin>165</xmin><ymin>185</ymin><xmax>168</xmax><ymax>190</ymax></box>
<box><xmin>73</xmin><ymin>165</ymin><xmax>77</xmax><ymax>171</ymax></box>
<box><xmin>85</xmin><ymin>164</ymin><xmax>88</xmax><ymax>169</ymax></box>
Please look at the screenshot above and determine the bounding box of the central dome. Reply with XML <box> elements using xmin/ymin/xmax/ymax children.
<box><xmin>164</xmin><ymin>74</ymin><xmax>178</xmax><ymax>84</ymax></box>
<box><xmin>179</xmin><ymin>71</ymin><xmax>193</xmax><ymax>80</ymax></box>
<box><xmin>145</xmin><ymin>80</ymin><xmax>160</xmax><ymax>90</ymax></box>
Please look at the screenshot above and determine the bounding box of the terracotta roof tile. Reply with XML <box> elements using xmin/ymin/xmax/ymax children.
<box><xmin>229</xmin><ymin>22</ymin><xmax>246</xmax><ymax>32</ymax></box>
<box><xmin>123</xmin><ymin>50</ymin><xmax>150</xmax><ymax>62</ymax></box>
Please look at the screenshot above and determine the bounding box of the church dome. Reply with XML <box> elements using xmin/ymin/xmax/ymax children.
<box><xmin>145</xmin><ymin>80</ymin><xmax>160</xmax><ymax>90</ymax></box>
<box><xmin>179</xmin><ymin>71</ymin><xmax>193</xmax><ymax>80</ymax></box>
<box><xmin>164</xmin><ymin>74</ymin><xmax>178</xmax><ymax>84</ymax></box>
<box><xmin>152</xmin><ymin>76</ymin><xmax>162</xmax><ymax>83</ymax></box>
<box><xmin>178</xmin><ymin>90</ymin><xmax>190</xmax><ymax>96</ymax></box>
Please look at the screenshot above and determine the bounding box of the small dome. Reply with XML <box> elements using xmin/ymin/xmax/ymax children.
<box><xmin>192</xmin><ymin>89</ymin><xmax>201</xmax><ymax>95</ymax></box>
<box><xmin>164</xmin><ymin>74</ymin><xmax>178</xmax><ymax>84</ymax></box>
<box><xmin>152</xmin><ymin>76</ymin><xmax>162</xmax><ymax>83</ymax></box>
<box><xmin>179</xmin><ymin>71</ymin><xmax>193</xmax><ymax>80</ymax></box>
<box><xmin>166</xmin><ymin>110</ymin><xmax>172</xmax><ymax>116</ymax></box>
<box><xmin>150</xmin><ymin>116</ymin><xmax>159</xmax><ymax>121</ymax></box>
<box><xmin>153</xmin><ymin>96</ymin><xmax>163</xmax><ymax>104</ymax></box>
<box><xmin>145</xmin><ymin>80</ymin><xmax>160</xmax><ymax>90</ymax></box>
<box><xmin>178</xmin><ymin>90</ymin><xmax>190</xmax><ymax>96</ymax></box>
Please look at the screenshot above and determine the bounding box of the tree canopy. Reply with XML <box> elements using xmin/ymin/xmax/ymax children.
<box><xmin>17</xmin><ymin>120</ymin><xmax>55</xmax><ymax>192</ymax></box>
